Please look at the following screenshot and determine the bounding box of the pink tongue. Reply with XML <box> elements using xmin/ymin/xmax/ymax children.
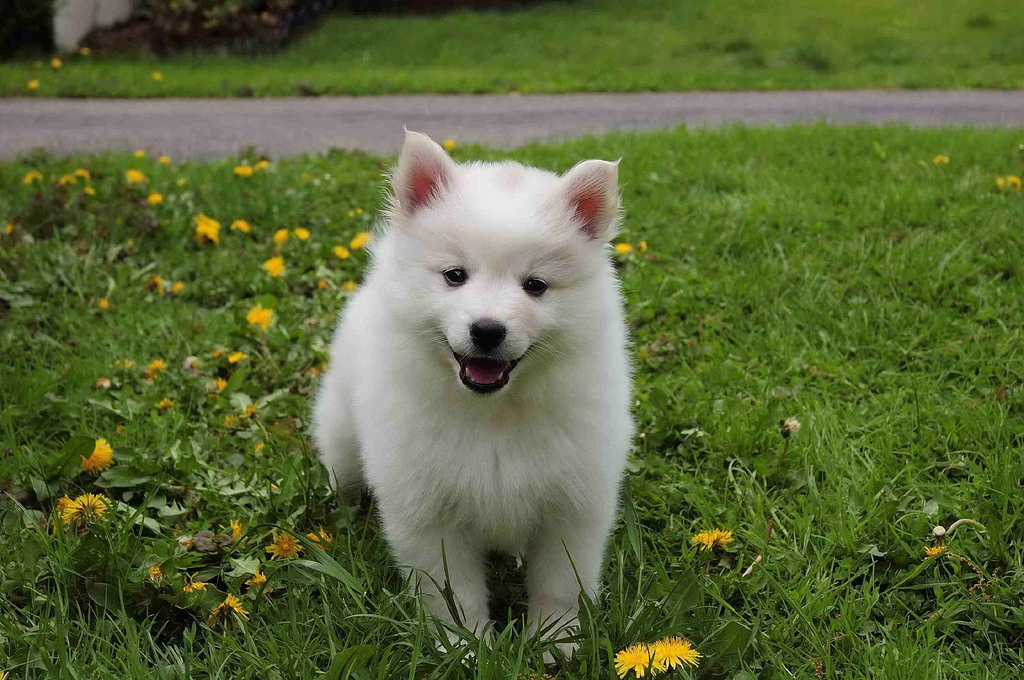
<box><xmin>465</xmin><ymin>358</ymin><xmax>509</xmax><ymax>384</ymax></box>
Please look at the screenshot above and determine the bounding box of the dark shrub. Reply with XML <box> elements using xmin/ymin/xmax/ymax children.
<box><xmin>0</xmin><ymin>0</ymin><xmax>54</xmax><ymax>58</ymax></box>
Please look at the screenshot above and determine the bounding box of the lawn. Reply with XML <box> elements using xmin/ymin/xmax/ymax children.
<box><xmin>2</xmin><ymin>126</ymin><xmax>1024</xmax><ymax>678</ymax></box>
<box><xmin>3</xmin><ymin>0</ymin><xmax>1024</xmax><ymax>97</ymax></box>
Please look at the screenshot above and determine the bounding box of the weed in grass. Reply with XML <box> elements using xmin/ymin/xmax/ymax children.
<box><xmin>2</xmin><ymin>126</ymin><xmax>1024</xmax><ymax>677</ymax></box>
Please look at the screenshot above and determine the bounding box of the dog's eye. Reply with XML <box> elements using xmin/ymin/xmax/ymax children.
<box><xmin>523</xmin><ymin>278</ymin><xmax>548</xmax><ymax>296</ymax></box>
<box><xmin>443</xmin><ymin>268</ymin><xmax>467</xmax><ymax>286</ymax></box>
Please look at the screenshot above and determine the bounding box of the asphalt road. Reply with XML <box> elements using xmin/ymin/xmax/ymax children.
<box><xmin>1</xmin><ymin>90</ymin><xmax>1022</xmax><ymax>160</ymax></box>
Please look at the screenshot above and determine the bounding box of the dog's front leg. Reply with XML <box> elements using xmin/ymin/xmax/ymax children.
<box><xmin>526</xmin><ymin>513</ymin><xmax>610</xmax><ymax>659</ymax></box>
<box><xmin>389</xmin><ymin>522</ymin><xmax>490</xmax><ymax>640</ymax></box>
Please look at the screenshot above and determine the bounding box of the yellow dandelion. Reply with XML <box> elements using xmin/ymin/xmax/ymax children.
<box><xmin>214</xmin><ymin>378</ymin><xmax>228</xmax><ymax>391</ymax></box>
<box><xmin>194</xmin><ymin>213</ymin><xmax>221</xmax><ymax>245</ymax></box>
<box><xmin>211</xmin><ymin>348</ymin><xmax>227</xmax><ymax>359</ymax></box>
<box><xmin>342</xmin><ymin>280</ymin><xmax>358</xmax><ymax>292</ymax></box>
<box><xmin>223</xmin><ymin>414</ymin><xmax>238</xmax><ymax>427</ymax></box>
<box><xmin>182</xmin><ymin>577</ymin><xmax>209</xmax><ymax>593</ymax></box>
<box><xmin>317</xmin><ymin>278</ymin><xmax>329</xmax><ymax>290</ymax></box>
<box><xmin>306</xmin><ymin>526</ymin><xmax>333</xmax><ymax>544</ymax></box>
<box><xmin>148</xmin><ymin>564</ymin><xmax>164</xmax><ymax>580</ymax></box>
<box><xmin>1009</xmin><ymin>176</ymin><xmax>1022</xmax><ymax>192</ymax></box>
<box><xmin>81</xmin><ymin>438</ymin><xmax>114</xmax><ymax>474</ymax></box>
<box><xmin>294</xmin><ymin>227</ymin><xmax>310</xmax><ymax>240</ymax></box>
<box><xmin>334</xmin><ymin>246</ymin><xmax>350</xmax><ymax>261</ymax></box>
<box><xmin>176</xmin><ymin>177</ymin><xmax>187</xmax><ymax>186</ymax></box>
<box><xmin>247</xmin><ymin>303</ymin><xmax>275</xmax><ymax>331</ymax></box>
<box><xmin>273</xmin><ymin>228</ymin><xmax>289</xmax><ymax>244</ymax></box>
<box><xmin>255</xmin><ymin>159</ymin><xmax>270</xmax><ymax>170</ymax></box>
<box><xmin>51</xmin><ymin>58</ymin><xmax>63</xmax><ymax>70</ymax></box>
<box><xmin>152</xmin><ymin>71</ymin><xmax>164</xmax><ymax>82</ymax></box>
<box><xmin>230</xmin><ymin>219</ymin><xmax>251</xmax><ymax>233</ymax></box>
<box><xmin>349</xmin><ymin>231</ymin><xmax>372</xmax><ymax>250</ymax></box>
<box><xmin>615</xmin><ymin>243</ymin><xmax>634</xmax><ymax>255</ymax></box>
<box><xmin>147</xmin><ymin>192</ymin><xmax>164</xmax><ymax>206</ymax></box>
<box><xmin>691</xmin><ymin>528</ymin><xmax>734</xmax><ymax>551</ymax></box>
<box><xmin>28</xmin><ymin>79</ymin><xmax>40</xmax><ymax>90</ymax></box>
<box><xmin>228</xmin><ymin>351</ymin><xmax>248</xmax><ymax>364</ymax></box>
<box><xmin>134</xmin><ymin>150</ymin><xmax>146</xmax><ymax>159</ymax></box>
<box><xmin>253</xmin><ymin>442</ymin><xmax>265</xmax><ymax>453</ymax></box>
<box><xmin>74</xmin><ymin>168</ymin><xmax>91</xmax><ymax>180</ymax></box>
<box><xmin>171</xmin><ymin>280</ymin><xmax>185</xmax><ymax>294</ymax></box>
<box><xmin>614</xmin><ymin>643</ymin><xmax>655</xmax><ymax>678</ymax></box>
<box><xmin>79</xmin><ymin>47</ymin><xmax>91</xmax><ymax>56</ymax></box>
<box><xmin>924</xmin><ymin>544</ymin><xmax>947</xmax><ymax>559</ymax></box>
<box><xmin>84</xmin><ymin>186</ymin><xmax>96</xmax><ymax>196</ymax></box>
<box><xmin>4</xmin><ymin>223</ymin><xmax>13</xmax><ymax>236</ymax></box>
<box><xmin>442</xmin><ymin>139</ymin><xmax>457</xmax><ymax>151</ymax></box>
<box><xmin>266</xmin><ymin>531</ymin><xmax>302</xmax><ymax>559</ymax></box>
<box><xmin>246</xmin><ymin>571</ymin><xmax>267</xmax><ymax>588</ymax></box>
<box><xmin>652</xmin><ymin>636</ymin><xmax>701</xmax><ymax>671</ymax></box>
<box><xmin>234</xmin><ymin>165</ymin><xmax>254</xmax><ymax>178</ymax></box>
<box><xmin>208</xmin><ymin>593</ymin><xmax>249</xmax><ymax>627</ymax></box>
<box><xmin>262</xmin><ymin>256</ymin><xmax>286</xmax><ymax>277</ymax></box>
<box><xmin>148</xmin><ymin>359</ymin><xmax>168</xmax><ymax>372</ymax></box>
<box><xmin>932</xmin><ymin>154</ymin><xmax>950</xmax><ymax>166</ymax></box>
<box><xmin>23</xmin><ymin>170</ymin><xmax>43</xmax><ymax>184</ymax></box>
<box><xmin>996</xmin><ymin>177</ymin><xmax>1007</xmax><ymax>190</ymax></box>
<box><xmin>125</xmin><ymin>169</ymin><xmax>147</xmax><ymax>185</ymax></box>
<box><xmin>638</xmin><ymin>241</ymin><xmax>648</xmax><ymax>252</ymax></box>
<box><xmin>230</xmin><ymin>519</ymin><xmax>243</xmax><ymax>539</ymax></box>
<box><xmin>58</xmin><ymin>174</ymin><xmax>77</xmax><ymax>186</ymax></box>
<box><xmin>60</xmin><ymin>493</ymin><xmax>110</xmax><ymax>525</ymax></box>
<box><xmin>159</xmin><ymin>155</ymin><xmax>172</xmax><ymax>166</ymax></box>
<box><xmin>155</xmin><ymin>398</ymin><xmax>175</xmax><ymax>411</ymax></box>
<box><xmin>98</xmin><ymin>297</ymin><xmax>111</xmax><ymax>309</ymax></box>
<box><xmin>355</xmin><ymin>207</ymin><xmax>363</xmax><ymax>215</ymax></box>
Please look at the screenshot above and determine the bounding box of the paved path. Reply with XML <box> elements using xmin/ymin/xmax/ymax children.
<box><xmin>2</xmin><ymin>91</ymin><xmax>1022</xmax><ymax>159</ymax></box>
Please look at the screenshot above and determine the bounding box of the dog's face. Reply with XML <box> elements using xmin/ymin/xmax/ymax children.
<box><xmin>385</xmin><ymin>132</ymin><xmax>620</xmax><ymax>395</ymax></box>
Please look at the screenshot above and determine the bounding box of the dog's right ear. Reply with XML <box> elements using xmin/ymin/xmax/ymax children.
<box><xmin>391</xmin><ymin>130</ymin><xmax>457</xmax><ymax>217</ymax></box>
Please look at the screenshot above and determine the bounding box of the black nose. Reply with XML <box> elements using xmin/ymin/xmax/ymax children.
<box><xmin>470</xmin><ymin>319</ymin><xmax>507</xmax><ymax>352</ymax></box>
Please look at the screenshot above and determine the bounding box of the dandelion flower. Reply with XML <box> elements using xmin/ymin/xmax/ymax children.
<box><xmin>781</xmin><ymin>417</ymin><xmax>801</xmax><ymax>437</ymax></box>
<box><xmin>614</xmin><ymin>643</ymin><xmax>655</xmax><ymax>678</ymax></box>
<box><xmin>227</xmin><ymin>351</ymin><xmax>248</xmax><ymax>364</ymax></box>
<box><xmin>147</xmin><ymin>192</ymin><xmax>164</xmax><ymax>206</ymax></box>
<box><xmin>333</xmin><ymin>245</ymin><xmax>350</xmax><ymax>259</ymax></box>
<box><xmin>148</xmin><ymin>565</ymin><xmax>164</xmax><ymax>580</ymax></box>
<box><xmin>126</xmin><ymin>169</ymin><xmax>147</xmax><ymax>185</ymax></box>
<box><xmin>84</xmin><ymin>187</ymin><xmax>96</xmax><ymax>196</ymax></box>
<box><xmin>691</xmin><ymin>528</ymin><xmax>734</xmax><ymax>551</ymax></box>
<box><xmin>652</xmin><ymin>636</ymin><xmax>701</xmax><ymax>671</ymax></box>
<box><xmin>615</xmin><ymin>243</ymin><xmax>634</xmax><ymax>255</ymax></box>
<box><xmin>194</xmin><ymin>213</ymin><xmax>221</xmax><ymax>245</ymax></box>
<box><xmin>230</xmin><ymin>519</ymin><xmax>243</xmax><ymax>539</ymax></box>
<box><xmin>349</xmin><ymin>231</ymin><xmax>372</xmax><ymax>250</ymax></box>
<box><xmin>74</xmin><ymin>168</ymin><xmax>91</xmax><ymax>180</ymax></box>
<box><xmin>932</xmin><ymin>154</ymin><xmax>950</xmax><ymax>166</ymax></box>
<box><xmin>159</xmin><ymin>155</ymin><xmax>172</xmax><ymax>166</ymax></box>
<box><xmin>442</xmin><ymin>139</ymin><xmax>457</xmax><ymax>151</ymax></box>
<box><xmin>79</xmin><ymin>47</ymin><xmax>91</xmax><ymax>56</ymax></box>
<box><xmin>234</xmin><ymin>165</ymin><xmax>254</xmax><ymax>178</ymax></box>
<box><xmin>246</xmin><ymin>571</ymin><xmax>267</xmax><ymax>588</ymax></box>
<box><xmin>255</xmin><ymin>160</ymin><xmax>270</xmax><ymax>171</ymax></box>
<box><xmin>81</xmin><ymin>438</ymin><xmax>114</xmax><ymax>473</ymax></box>
<box><xmin>230</xmin><ymin>219</ymin><xmax>251</xmax><ymax>233</ymax></box>
<box><xmin>23</xmin><ymin>171</ymin><xmax>43</xmax><ymax>184</ymax></box>
<box><xmin>148</xmin><ymin>359</ymin><xmax>168</xmax><ymax>372</ymax></box>
<box><xmin>51</xmin><ymin>58</ymin><xmax>63</xmax><ymax>70</ymax></box>
<box><xmin>273</xmin><ymin>229</ymin><xmax>289</xmax><ymax>244</ymax></box>
<box><xmin>58</xmin><ymin>174</ymin><xmax>77</xmax><ymax>186</ymax></box>
<box><xmin>924</xmin><ymin>544</ymin><xmax>947</xmax><ymax>559</ymax></box>
<box><xmin>61</xmin><ymin>493</ymin><xmax>110</xmax><ymax>525</ymax></box>
<box><xmin>262</xmin><ymin>256</ymin><xmax>286</xmax><ymax>277</ymax></box>
<box><xmin>152</xmin><ymin>71</ymin><xmax>164</xmax><ymax>82</ymax></box>
<box><xmin>155</xmin><ymin>398</ymin><xmax>175</xmax><ymax>411</ymax></box>
<box><xmin>996</xmin><ymin>177</ymin><xmax>1007</xmax><ymax>190</ymax></box>
<box><xmin>150</xmin><ymin>274</ymin><xmax>165</xmax><ymax>294</ymax></box>
<box><xmin>98</xmin><ymin>297</ymin><xmax>111</xmax><ymax>309</ymax></box>
<box><xmin>134</xmin><ymin>150</ymin><xmax>146</xmax><ymax>159</ymax></box>
<box><xmin>214</xmin><ymin>378</ymin><xmax>228</xmax><ymax>391</ymax></box>
<box><xmin>638</xmin><ymin>241</ymin><xmax>648</xmax><ymax>252</ymax></box>
<box><xmin>294</xmin><ymin>227</ymin><xmax>310</xmax><ymax>240</ymax></box>
<box><xmin>342</xmin><ymin>280</ymin><xmax>358</xmax><ymax>292</ymax></box>
<box><xmin>306</xmin><ymin>526</ymin><xmax>333</xmax><ymax>544</ymax></box>
<box><xmin>247</xmin><ymin>303</ymin><xmax>275</xmax><ymax>331</ymax></box>
<box><xmin>208</xmin><ymin>593</ymin><xmax>249</xmax><ymax>627</ymax></box>
<box><xmin>266</xmin><ymin>531</ymin><xmax>302</xmax><ymax>559</ymax></box>
<box><xmin>171</xmin><ymin>280</ymin><xmax>185</xmax><ymax>294</ymax></box>
<box><xmin>317</xmin><ymin>279</ymin><xmax>328</xmax><ymax>290</ymax></box>
<box><xmin>1009</xmin><ymin>176</ymin><xmax>1022</xmax><ymax>192</ymax></box>
<box><xmin>182</xmin><ymin>577</ymin><xmax>209</xmax><ymax>593</ymax></box>
<box><xmin>223</xmin><ymin>414</ymin><xmax>238</xmax><ymax>427</ymax></box>
<box><xmin>95</xmin><ymin>377</ymin><xmax>111</xmax><ymax>389</ymax></box>
<box><xmin>28</xmin><ymin>79</ymin><xmax>40</xmax><ymax>90</ymax></box>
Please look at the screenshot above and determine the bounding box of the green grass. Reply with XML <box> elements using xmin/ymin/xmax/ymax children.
<box><xmin>3</xmin><ymin>0</ymin><xmax>1024</xmax><ymax>97</ymax></box>
<box><xmin>2</xmin><ymin>126</ymin><xmax>1024</xmax><ymax>678</ymax></box>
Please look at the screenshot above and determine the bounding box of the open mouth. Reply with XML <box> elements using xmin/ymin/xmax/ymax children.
<box><xmin>452</xmin><ymin>350</ymin><xmax>520</xmax><ymax>394</ymax></box>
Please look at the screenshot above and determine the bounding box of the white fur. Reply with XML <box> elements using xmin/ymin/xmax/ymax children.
<box><xmin>313</xmin><ymin>131</ymin><xmax>633</xmax><ymax>653</ymax></box>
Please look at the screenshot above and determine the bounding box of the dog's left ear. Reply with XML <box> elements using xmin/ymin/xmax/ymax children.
<box><xmin>558</xmin><ymin>159</ymin><xmax>620</xmax><ymax>242</ymax></box>
<box><xmin>391</xmin><ymin>130</ymin><xmax>458</xmax><ymax>218</ymax></box>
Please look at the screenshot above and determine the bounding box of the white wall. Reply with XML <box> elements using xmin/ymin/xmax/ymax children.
<box><xmin>53</xmin><ymin>0</ymin><xmax>135</xmax><ymax>52</ymax></box>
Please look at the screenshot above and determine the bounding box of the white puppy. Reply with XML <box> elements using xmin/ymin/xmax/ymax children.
<box><xmin>313</xmin><ymin>131</ymin><xmax>633</xmax><ymax>653</ymax></box>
